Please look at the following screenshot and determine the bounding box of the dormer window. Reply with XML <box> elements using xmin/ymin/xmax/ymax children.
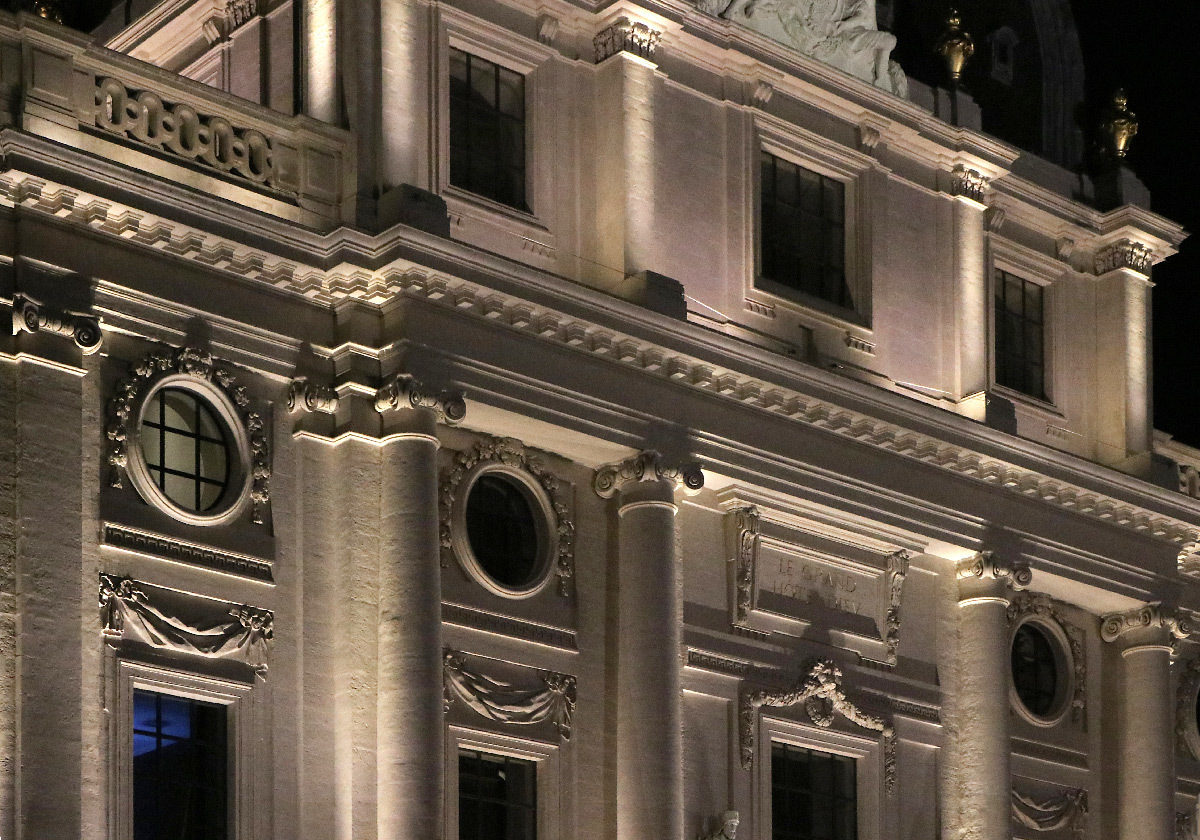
<box><xmin>989</xmin><ymin>26</ymin><xmax>1020</xmax><ymax>86</ymax></box>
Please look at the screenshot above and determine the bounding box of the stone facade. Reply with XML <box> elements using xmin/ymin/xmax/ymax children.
<box><xmin>0</xmin><ymin>3</ymin><xmax>1198</xmax><ymax>840</ymax></box>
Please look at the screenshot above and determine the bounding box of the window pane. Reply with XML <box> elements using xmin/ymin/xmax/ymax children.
<box><xmin>771</xmin><ymin>743</ymin><xmax>856</xmax><ymax>840</ymax></box>
<box><xmin>470</xmin><ymin>58</ymin><xmax>497</xmax><ymax>105</ymax></box>
<box><xmin>449</xmin><ymin>52</ymin><xmax>528</xmax><ymax>210</ymax></box>
<box><xmin>459</xmin><ymin>749</ymin><xmax>536</xmax><ymax>840</ymax></box>
<box><xmin>994</xmin><ymin>271</ymin><xmax>1047</xmax><ymax>398</ymax></box>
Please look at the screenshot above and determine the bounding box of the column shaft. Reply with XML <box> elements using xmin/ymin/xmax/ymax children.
<box><xmin>616</xmin><ymin>486</ymin><xmax>682</xmax><ymax>840</ymax></box>
<box><xmin>378</xmin><ymin>427</ymin><xmax>443</xmax><ymax>840</ymax></box>
<box><xmin>1118</xmin><ymin>644</ymin><xmax>1174</xmax><ymax>840</ymax></box>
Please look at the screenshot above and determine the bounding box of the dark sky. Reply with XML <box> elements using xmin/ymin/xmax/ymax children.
<box><xmin>1071</xmin><ymin>0</ymin><xmax>1200</xmax><ymax>447</ymax></box>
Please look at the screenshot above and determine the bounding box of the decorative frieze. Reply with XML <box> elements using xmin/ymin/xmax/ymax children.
<box><xmin>1094</xmin><ymin>239</ymin><xmax>1154</xmax><ymax>275</ymax></box>
<box><xmin>11</xmin><ymin>292</ymin><xmax>102</xmax><ymax>354</ymax></box>
<box><xmin>102</xmin><ymin>523</ymin><xmax>274</xmax><ymax>582</ymax></box>
<box><xmin>594</xmin><ymin>17</ymin><xmax>661</xmax><ymax>62</ymax></box>
<box><xmin>738</xmin><ymin>659</ymin><xmax>896</xmax><ymax>794</ymax></box>
<box><xmin>99</xmin><ymin>574</ymin><xmax>274</xmax><ymax>673</ymax></box>
<box><xmin>1100</xmin><ymin>604</ymin><xmax>1194</xmax><ymax>644</ymax></box>
<box><xmin>95</xmin><ymin>78</ymin><xmax>276</xmax><ymax>190</ymax></box>
<box><xmin>949</xmin><ymin>164</ymin><xmax>989</xmax><ymax>202</ymax></box>
<box><xmin>593</xmin><ymin>450</ymin><xmax>704</xmax><ymax>497</ymax></box>
<box><xmin>956</xmin><ymin>552</ymin><xmax>1033</xmax><ymax>589</ymax></box>
<box><xmin>1008</xmin><ymin>592</ymin><xmax>1087</xmax><ymax>727</ymax></box>
<box><xmin>287</xmin><ymin>378</ymin><xmax>338</xmax><ymax>414</ymax></box>
<box><xmin>1011</xmin><ymin>787</ymin><xmax>1088</xmax><ymax>840</ymax></box>
<box><xmin>440</xmin><ymin>436</ymin><xmax>574</xmax><ymax>595</ymax></box>
<box><xmin>374</xmin><ymin>373</ymin><xmax>467</xmax><ymax>423</ymax></box>
<box><xmin>443</xmin><ymin>649</ymin><xmax>576</xmax><ymax>740</ymax></box>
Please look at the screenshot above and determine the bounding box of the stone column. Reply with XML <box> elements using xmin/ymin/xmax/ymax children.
<box><xmin>1101</xmin><ymin>605</ymin><xmax>1188</xmax><ymax>840</ymax></box>
<box><xmin>375</xmin><ymin>375</ymin><xmax>465</xmax><ymax>840</ymax></box>
<box><xmin>951</xmin><ymin>553</ymin><xmax>1031</xmax><ymax>840</ymax></box>
<box><xmin>945</xmin><ymin>165</ymin><xmax>990</xmax><ymax>420</ymax></box>
<box><xmin>594</xmin><ymin>452</ymin><xmax>703</xmax><ymax>840</ymax></box>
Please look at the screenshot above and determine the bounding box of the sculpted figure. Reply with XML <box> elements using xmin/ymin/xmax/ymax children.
<box><xmin>697</xmin><ymin>0</ymin><xmax>907</xmax><ymax>97</ymax></box>
<box><xmin>703</xmin><ymin>811</ymin><xmax>740</xmax><ymax>840</ymax></box>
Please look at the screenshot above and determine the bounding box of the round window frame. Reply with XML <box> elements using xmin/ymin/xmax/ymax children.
<box><xmin>1008</xmin><ymin>616</ymin><xmax>1074</xmax><ymax>728</ymax></box>
<box><xmin>450</xmin><ymin>462</ymin><xmax>557</xmax><ymax>600</ymax></box>
<box><xmin>126</xmin><ymin>374</ymin><xmax>253</xmax><ymax>526</ymax></box>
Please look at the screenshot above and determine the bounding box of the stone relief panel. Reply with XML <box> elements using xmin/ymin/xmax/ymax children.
<box><xmin>1011</xmin><ymin>786</ymin><xmax>1088</xmax><ymax>840</ymax></box>
<box><xmin>739</xmin><ymin>659</ymin><xmax>896</xmax><ymax>793</ymax></box>
<box><xmin>443</xmin><ymin>649</ymin><xmax>576</xmax><ymax>741</ymax></box>
<box><xmin>99</xmin><ymin>574</ymin><xmax>273</xmax><ymax>673</ymax></box>
<box><xmin>726</xmin><ymin>505</ymin><xmax>909</xmax><ymax>664</ymax></box>
<box><xmin>695</xmin><ymin>0</ymin><xmax>907</xmax><ymax>97</ymax></box>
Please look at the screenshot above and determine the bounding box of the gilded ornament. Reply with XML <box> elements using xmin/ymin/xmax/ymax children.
<box><xmin>935</xmin><ymin>9</ymin><xmax>974</xmax><ymax>83</ymax></box>
<box><xmin>1099</xmin><ymin>88</ymin><xmax>1138</xmax><ymax>160</ymax></box>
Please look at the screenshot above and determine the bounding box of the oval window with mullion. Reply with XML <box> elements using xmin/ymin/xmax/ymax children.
<box><xmin>140</xmin><ymin>388</ymin><xmax>230</xmax><ymax>513</ymax></box>
<box><xmin>1012</xmin><ymin>623</ymin><xmax>1059</xmax><ymax>717</ymax></box>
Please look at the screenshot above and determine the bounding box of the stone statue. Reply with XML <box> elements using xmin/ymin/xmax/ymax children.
<box><xmin>703</xmin><ymin>811</ymin><xmax>740</xmax><ymax>840</ymax></box>
<box><xmin>696</xmin><ymin>0</ymin><xmax>907</xmax><ymax>97</ymax></box>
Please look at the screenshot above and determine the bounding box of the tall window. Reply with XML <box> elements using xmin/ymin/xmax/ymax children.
<box><xmin>133</xmin><ymin>689</ymin><xmax>228</xmax><ymax>840</ymax></box>
<box><xmin>760</xmin><ymin>151</ymin><xmax>850</xmax><ymax>309</ymax></box>
<box><xmin>459</xmin><ymin>748</ymin><xmax>537</xmax><ymax>840</ymax></box>
<box><xmin>994</xmin><ymin>269</ymin><xmax>1045</xmax><ymax>398</ymax></box>
<box><xmin>771</xmin><ymin>742</ymin><xmax>857</xmax><ymax>840</ymax></box>
<box><xmin>449</xmin><ymin>48</ymin><xmax>528</xmax><ymax>211</ymax></box>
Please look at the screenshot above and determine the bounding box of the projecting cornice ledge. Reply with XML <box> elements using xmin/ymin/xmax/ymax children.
<box><xmin>6</xmin><ymin>168</ymin><xmax>1200</xmax><ymax>574</ymax></box>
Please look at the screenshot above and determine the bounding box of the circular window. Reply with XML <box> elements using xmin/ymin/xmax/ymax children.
<box><xmin>127</xmin><ymin>377</ymin><xmax>252</xmax><ymax>526</ymax></box>
<box><xmin>452</xmin><ymin>465</ymin><xmax>555</xmax><ymax>598</ymax></box>
<box><xmin>1011</xmin><ymin>622</ymin><xmax>1064</xmax><ymax>721</ymax></box>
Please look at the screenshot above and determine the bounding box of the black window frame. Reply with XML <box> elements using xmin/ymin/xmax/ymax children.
<box><xmin>141</xmin><ymin>387</ymin><xmax>231</xmax><ymax>514</ymax></box>
<box><xmin>993</xmin><ymin>268</ymin><xmax>1047</xmax><ymax>400</ymax></box>
<box><xmin>758</xmin><ymin>150</ymin><xmax>852</xmax><ymax>312</ymax></box>
<box><xmin>1011</xmin><ymin>622</ymin><xmax>1060</xmax><ymax>718</ymax></box>
<box><xmin>449</xmin><ymin>47</ymin><xmax>529</xmax><ymax>212</ymax></box>
<box><xmin>771</xmin><ymin>741</ymin><xmax>858</xmax><ymax>840</ymax></box>
<box><xmin>458</xmin><ymin>748</ymin><xmax>538</xmax><ymax>840</ymax></box>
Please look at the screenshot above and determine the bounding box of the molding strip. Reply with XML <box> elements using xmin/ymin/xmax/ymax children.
<box><xmin>103</xmin><ymin>523</ymin><xmax>274</xmax><ymax>582</ymax></box>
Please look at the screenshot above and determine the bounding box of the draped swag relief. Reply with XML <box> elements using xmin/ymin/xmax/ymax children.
<box><xmin>443</xmin><ymin>649</ymin><xmax>577</xmax><ymax>740</ymax></box>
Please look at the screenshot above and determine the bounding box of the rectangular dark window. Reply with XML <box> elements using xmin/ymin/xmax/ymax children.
<box><xmin>133</xmin><ymin>689</ymin><xmax>228</xmax><ymax>840</ymax></box>
<box><xmin>994</xmin><ymin>269</ymin><xmax>1045</xmax><ymax>399</ymax></box>
<box><xmin>449</xmin><ymin>48</ymin><xmax>528</xmax><ymax>211</ymax></box>
<box><xmin>760</xmin><ymin>151</ymin><xmax>850</xmax><ymax>309</ymax></box>
<box><xmin>771</xmin><ymin>742</ymin><xmax>857</xmax><ymax>840</ymax></box>
<box><xmin>459</xmin><ymin>748</ymin><xmax>537</xmax><ymax>840</ymax></box>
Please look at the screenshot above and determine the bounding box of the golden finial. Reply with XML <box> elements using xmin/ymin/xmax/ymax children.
<box><xmin>33</xmin><ymin>0</ymin><xmax>64</xmax><ymax>23</ymax></box>
<box><xmin>1099</xmin><ymin>88</ymin><xmax>1139</xmax><ymax>160</ymax></box>
<box><xmin>935</xmin><ymin>9</ymin><xmax>975</xmax><ymax>84</ymax></box>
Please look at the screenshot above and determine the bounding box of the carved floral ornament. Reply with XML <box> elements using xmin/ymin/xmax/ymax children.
<box><xmin>287</xmin><ymin>378</ymin><xmax>338</xmax><ymax>415</ymax></box>
<box><xmin>99</xmin><ymin>574</ymin><xmax>274</xmax><ymax>674</ymax></box>
<box><xmin>440</xmin><ymin>436</ymin><xmax>575</xmax><ymax>597</ymax></box>
<box><xmin>1007</xmin><ymin>593</ymin><xmax>1087</xmax><ymax>728</ymax></box>
<box><xmin>1100</xmin><ymin>604</ymin><xmax>1195</xmax><ymax>645</ymax></box>
<box><xmin>955</xmin><ymin>552</ymin><xmax>1033</xmax><ymax>590</ymax></box>
<box><xmin>1094</xmin><ymin>238</ymin><xmax>1154</xmax><ymax>276</ymax></box>
<box><xmin>729</xmin><ymin>506</ymin><xmax>910</xmax><ymax>665</ymax></box>
<box><xmin>11</xmin><ymin>292</ymin><xmax>102</xmax><ymax>354</ymax></box>
<box><xmin>443</xmin><ymin>649</ymin><xmax>577</xmax><ymax>740</ymax></box>
<box><xmin>593</xmin><ymin>451</ymin><xmax>705</xmax><ymax>498</ymax></box>
<box><xmin>594</xmin><ymin>17</ymin><xmax>662</xmax><ymax>62</ymax></box>
<box><xmin>106</xmin><ymin>346</ymin><xmax>271</xmax><ymax>524</ymax></box>
<box><xmin>739</xmin><ymin>659</ymin><xmax>897</xmax><ymax>794</ymax></box>
<box><xmin>948</xmin><ymin>165</ymin><xmax>990</xmax><ymax>203</ymax></box>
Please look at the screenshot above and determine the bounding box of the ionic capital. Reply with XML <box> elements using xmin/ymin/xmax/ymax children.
<box><xmin>13</xmin><ymin>292</ymin><xmax>102</xmax><ymax>354</ymax></box>
<box><xmin>955</xmin><ymin>552</ymin><xmax>1032</xmax><ymax>589</ymax></box>
<box><xmin>1100</xmin><ymin>604</ymin><xmax>1194</xmax><ymax>645</ymax></box>
<box><xmin>593</xmin><ymin>451</ymin><xmax>704</xmax><ymax>498</ymax></box>
<box><xmin>287</xmin><ymin>378</ymin><xmax>338</xmax><ymax>414</ymax></box>
<box><xmin>374</xmin><ymin>374</ymin><xmax>466</xmax><ymax>424</ymax></box>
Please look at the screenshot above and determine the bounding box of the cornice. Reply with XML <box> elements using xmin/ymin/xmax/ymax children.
<box><xmin>6</xmin><ymin>168</ymin><xmax>1200</xmax><ymax>570</ymax></box>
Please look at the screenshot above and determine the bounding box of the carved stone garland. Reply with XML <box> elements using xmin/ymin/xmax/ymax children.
<box><xmin>1011</xmin><ymin>787</ymin><xmax>1088</xmax><ymax>840</ymax></box>
<box><xmin>106</xmin><ymin>346</ymin><xmax>271</xmax><ymax>524</ymax></box>
<box><xmin>99</xmin><ymin>574</ymin><xmax>274</xmax><ymax>673</ymax></box>
<box><xmin>1007</xmin><ymin>592</ymin><xmax>1088</xmax><ymax>728</ymax></box>
<box><xmin>739</xmin><ymin>659</ymin><xmax>896</xmax><ymax>794</ymax></box>
<box><xmin>439</xmin><ymin>437</ymin><xmax>575</xmax><ymax>596</ymax></box>
<box><xmin>443</xmin><ymin>649</ymin><xmax>577</xmax><ymax>740</ymax></box>
<box><xmin>730</xmin><ymin>507</ymin><xmax>910</xmax><ymax>666</ymax></box>
<box><xmin>1176</xmin><ymin>657</ymin><xmax>1200</xmax><ymax>759</ymax></box>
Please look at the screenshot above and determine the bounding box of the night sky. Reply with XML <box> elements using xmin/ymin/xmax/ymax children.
<box><xmin>1071</xmin><ymin>0</ymin><xmax>1200</xmax><ymax>447</ymax></box>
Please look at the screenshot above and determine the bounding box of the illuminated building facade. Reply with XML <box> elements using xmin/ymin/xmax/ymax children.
<box><xmin>1</xmin><ymin>1</ymin><xmax>1199</xmax><ymax>840</ymax></box>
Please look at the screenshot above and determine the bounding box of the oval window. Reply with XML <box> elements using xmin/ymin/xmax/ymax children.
<box><xmin>1011</xmin><ymin>623</ymin><xmax>1059</xmax><ymax>717</ymax></box>
<box><xmin>139</xmin><ymin>387</ymin><xmax>231</xmax><ymax>514</ymax></box>
<box><xmin>464</xmin><ymin>473</ymin><xmax>545</xmax><ymax>591</ymax></box>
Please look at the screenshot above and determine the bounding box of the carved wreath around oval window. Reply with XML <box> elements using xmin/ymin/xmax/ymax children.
<box><xmin>439</xmin><ymin>436</ymin><xmax>575</xmax><ymax>597</ymax></box>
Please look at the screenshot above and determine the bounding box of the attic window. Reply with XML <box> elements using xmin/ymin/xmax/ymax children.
<box><xmin>989</xmin><ymin>27</ymin><xmax>1019</xmax><ymax>85</ymax></box>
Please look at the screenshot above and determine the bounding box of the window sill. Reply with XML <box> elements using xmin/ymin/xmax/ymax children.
<box><xmin>751</xmin><ymin>277</ymin><xmax>870</xmax><ymax>332</ymax></box>
<box><xmin>443</xmin><ymin>187</ymin><xmax>556</xmax><ymax>264</ymax></box>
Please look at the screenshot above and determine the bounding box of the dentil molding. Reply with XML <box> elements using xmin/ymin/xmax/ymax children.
<box><xmin>12</xmin><ymin>292</ymin><xmax>103</xmax><ymax>354</ymax></box>
<box><xmin>1100</xmin><ymin>604</ymin><xmax>1194</xmax><ymax>644</ymax></box>
<box><xmin>443</xmin><ymin>649</ymin><xmax>577</xmax><ymax>740</ymax></box>
<box><xmin>593</xmin><ymin>450</ymin><xmax>705</xmax><ymax>498</ymax></box>
<box><xmin>6</xmin><ymin>173</ymin><xmax>1200</xmax><ymax>568</ymax></box>
<box><xmin>440</xmin><ymin>436</ymin><xmax>575</xmax><ymax>596</ymax></box>
<box><xmin>1008</xmin><ymin>592</ymin><xmax>1087</xmax><ymax>728</ymax></box>
<box><xmin>738</xmin><ymin>659</ymin><xmax>896</xmax><ymax>793</ymax></box>
<box><xmin>374</xmin><ymin>373</ymin><xmax>467</xmax><ymax>423</ymax></box>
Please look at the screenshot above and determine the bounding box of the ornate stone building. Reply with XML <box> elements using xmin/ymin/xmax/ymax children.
<box><xmin>0</xmin><ymin>1</ymin><xmax>1197</xmax><ymax>840</ymax></box>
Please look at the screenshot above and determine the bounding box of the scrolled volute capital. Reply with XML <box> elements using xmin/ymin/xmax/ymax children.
<box><xmin>955</xmin><ymin>552</ymin><xmax>1032</xmax><ymax>590</ymax></box>
<box><xmin>12</xmin><ymin>292</ymin><xmax>103</xmax><ymax>354</ymax></box>
<box><xmin>1100</xmin><ymin>604</ymin><xmax>1194</xmax><ymax>644</ymax></box>
<box><xmin>374</xmin><ymin>374</ymin><xmax>467</xmax><ymax>424</ymax></box>
<box><xmin>287</xmin><ymin>378</ymin><xmax>338</xmax><ymax>414</ymax></box>
<box><xmin>593</xmin><ymin>450</ymin><xmax>704</xmax><ymax>498</ymax></box>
